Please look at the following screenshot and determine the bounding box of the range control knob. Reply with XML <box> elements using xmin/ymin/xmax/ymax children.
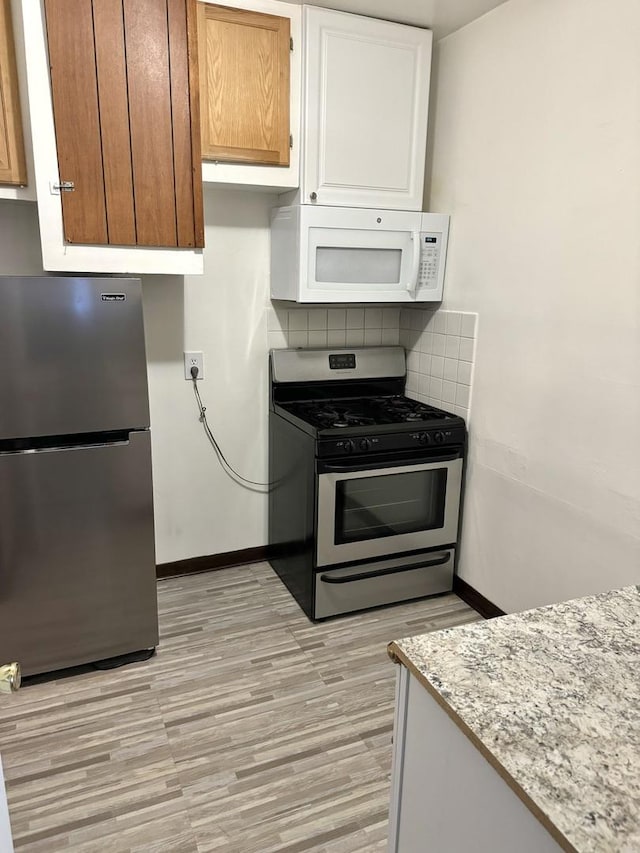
<box><xmin>434</xmin><ymin>431</ymin><xmax>446</xmax><ymax>444</ymax></box>
<box><xmin>358</xmin><ymin>438</ymin><xmax>371</xmax><ymax>452</ymax></box>
<box><xmin>342</xmin><ymin>440</ymin><xmax>354</xmax><ymax>454</ymax></box>
<box><xmin>417</xmin><ymin>432</ymin><xmax>432</xmax><ymax>445</ymax></box>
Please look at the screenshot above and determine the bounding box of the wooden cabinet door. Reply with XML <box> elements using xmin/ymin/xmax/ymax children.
<box><xmin>44</xmin><ymin>0</ymin><xmax>204</xmax><ymax>248</ymax></box>
<box><xmin>198</xmin><ymin>3</ymin><xmax>290</xmax><ymax>166</ymax></box>
<box><xmin>302</xmin><ymin>7</ymin><xmax>432</xmax><ymax>211</ymax></box>
<box><xmin>0</xmin><ymin>0</ymin><xmax>27</xmax><ymax>186</ymax></box>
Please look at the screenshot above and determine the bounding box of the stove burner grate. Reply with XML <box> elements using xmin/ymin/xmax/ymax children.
<box><xmin>282</xmin><ymin>395</ymin><xmax>454</xmax><ymax>430</ymax></box>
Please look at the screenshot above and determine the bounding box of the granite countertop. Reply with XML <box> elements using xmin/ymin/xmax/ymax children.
<box><xmin>388</xmin><ymin>585</ymin><xmax>640</xmax><ymax>853</ymax></box>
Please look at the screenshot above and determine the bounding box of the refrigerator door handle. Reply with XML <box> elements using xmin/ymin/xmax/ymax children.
<box><xmin>0</xmin><ymin>437</ymin><xmax>132</xmax><ymax>457</ymax></box>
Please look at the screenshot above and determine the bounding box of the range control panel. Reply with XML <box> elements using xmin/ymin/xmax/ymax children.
<box><xmin>329</xmin><ymin>353</ymin><xmax>356</xmax><ymax>370</ymax></box>
<box><xmin>418</xmin><ymin>233</ymin><xmax>442</xmax><ymax>290</ymax></box>
<box><xmin>317</xmin><ymin>426</ymin><xmax>466</xmax><ymax>458</ymax></box>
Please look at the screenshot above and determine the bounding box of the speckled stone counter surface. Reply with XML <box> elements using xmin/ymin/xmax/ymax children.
<box><xmin>388</xmin><ymin>585</ymin><xmax>640</xmax><ymax>853</ymax></box>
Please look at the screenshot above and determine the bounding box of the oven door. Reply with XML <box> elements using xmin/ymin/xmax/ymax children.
<box><xmin>316</xmin><ymin>450</ymin><xmax>463</xmax><ymax>567</ymax></box>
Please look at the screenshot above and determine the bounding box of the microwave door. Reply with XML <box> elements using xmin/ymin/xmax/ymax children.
<box><xmin>305</xmin><ymin>227</ymin><xmax>417</xmax><ymax>301</ymax></box>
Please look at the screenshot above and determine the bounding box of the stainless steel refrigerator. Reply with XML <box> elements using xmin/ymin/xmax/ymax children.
<box><xmin>0</xmin><ymin>276</ymin><xmax>159</xmax><ymax>677</ymax></box>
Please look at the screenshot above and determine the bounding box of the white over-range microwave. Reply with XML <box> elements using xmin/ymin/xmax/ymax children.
<box><xmin>270</xmin><ymin>205</ymin><xmax>450</xmax><ymax>303</ymax></box>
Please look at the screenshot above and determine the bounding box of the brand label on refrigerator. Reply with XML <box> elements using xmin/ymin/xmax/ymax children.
<box><xmin>101</xmin><ymin>293</ymin><xmax>126</xmax><ymax>302</ymax></box>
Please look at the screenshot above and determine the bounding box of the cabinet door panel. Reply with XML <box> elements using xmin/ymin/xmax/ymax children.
<box><xmin>0</xmin><ymin>0</ymin><xmax>27</xmax><ymax>186</ymax></box>
<box><xmin>303</xmin><ymin>7</ymin><xmax>432</xmax><ymax>211</ymax></box>
<box><xmin>168</xmin><ymin>0</ymin><xmax>200</xmax><ymax>248</ymax></box>
<box><xmin>43</xmin><ymin>0</ymin><xmax>204</xmax><ymax>250</ymax></box>
<box><xmin>123</xmin><ymin>0</ymin><xmax>178</xmax><ymax>247</ymax></box>
<box><xmin>199</xmin><ymin>3</ymin><xmax>290</xmax><ymax>166</ymax></box>
<box><xmin>93</xmin><ymin>0</ymin><xmax>136</xmax><ymax>246</ymax></box>
<box><xmin>44</xmin><ymin>0</ymin><xmax>108</xmax><ymax>244</ymax></box>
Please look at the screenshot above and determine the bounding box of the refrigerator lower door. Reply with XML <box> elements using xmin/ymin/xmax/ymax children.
<box><xmin>0</xmin><ymin>431</ymin><xmax>158</xmax><ymax>676</ymax></box>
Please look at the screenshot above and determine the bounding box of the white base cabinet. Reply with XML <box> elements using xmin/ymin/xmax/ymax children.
<box><xmin>388</xmin><ymin>668</ymin><xmax>564</xmax><ymax>853</ymax></box>
<box><xmin>297</xmin><ymin>6</ymin><xmax>432</xmax><ymax>211</ymax></box>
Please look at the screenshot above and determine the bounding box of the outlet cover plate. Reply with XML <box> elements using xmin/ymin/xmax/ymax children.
<box><xmin>184</xmin><ymin>351</ymin><xmax>204</xmax><ymax>380</ymax></box>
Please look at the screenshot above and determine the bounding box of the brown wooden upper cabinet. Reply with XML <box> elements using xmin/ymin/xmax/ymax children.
<box><xmin>0</xmin><ymin>0</ymin><xmax>27</xmax><ymax>186</ymax></box>
<box><xmin>197</xmin><ymin>3</ymin><xmax>290</xmax><ymax>167</ymax></box>
<box><xmin>44</xmin><ymin>0</ymin><xmax>204</xmax><ymax>248</ymax></box>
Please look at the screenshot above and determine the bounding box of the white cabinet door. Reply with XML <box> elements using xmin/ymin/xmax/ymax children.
<box><xmin>302</xmin><ymin>6</ymin><xmax>432</xmax><ymax>211</ymax></box>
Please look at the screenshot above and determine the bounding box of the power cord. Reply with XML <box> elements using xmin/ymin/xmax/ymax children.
<box><xmin>190</xmin><ymin>365</ymin><xmax>271</xmax><ymax>491</ymax></box>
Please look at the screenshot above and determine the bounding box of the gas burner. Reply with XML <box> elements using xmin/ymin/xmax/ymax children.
<box><xmin>280</xmin><ymin>394</ymin><xmax>455</xmax><ymax>431</ymax></box>
<box><xmin>320</xmin><ymin>407</ymin><xmax>375</xmax><ymax>428</ymax></box>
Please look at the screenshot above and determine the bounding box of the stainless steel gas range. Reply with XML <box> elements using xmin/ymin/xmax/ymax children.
<box><xmin>268</xmin><ymin>347</ymin><xmax>466</xmax><ymax>620</ymax></box>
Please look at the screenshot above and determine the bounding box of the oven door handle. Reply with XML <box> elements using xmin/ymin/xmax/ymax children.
<box><xmin>319</xmin><ymin>553</ymin><xmax>451</xmax><ymax>584</ymax></box>
<box><xmin>319</xmin><ymin>452</ymin><xmax>461</xmax><ymax>474</ymax></box>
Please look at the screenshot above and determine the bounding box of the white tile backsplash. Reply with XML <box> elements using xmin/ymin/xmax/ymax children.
<box><xmin>460</xmin><ymin>313</ymin><xmax>477</xmax><ymax>338</ymax></box>
<box><xmin>432</xmin><ymin>333</ymin><xmax>446</xmax><ymax>356</ymax></box>
<box><xmin>431</xmin><ymin>355</ymin><xmax>444</xmax><ymax>378</ymax></box>
<box><xmin>327</xmin><ymin>308</ymin><xmax>346</xmax><ymax>330</ymax></box>
<box><xmin>457</xmin><ymin>360</ymin><xmax>473</xmax><ymax>386</ymax></box>
<box><xmin>455</xmin><ymin>383</ymin><xmax>471</xmax><ymax>408</ymax></box>
<box><xmin>445</xmin><ymin>335</ymin><xmax>461</xmax><ymax>360</ymax></box>
<box><xmin>346</xmin><ymin>307</ymin><xmax>364</xmax><ymax>329</ymax></box>
<box><xmin>327</xmin><ymin>329</ymin><xmax>346</xmax><ymax>347</ymax></box>
<box><xmin>419</xmin><ymin>352</ymin><xmax>431</xmax><ymax>374</ymax></box>
<box><xmin>446</xmin><ymin>312</ymin><xmax>462</xmax><ymax>336</ymax></box>
<box><xmin>308</xmin><ymin>329</ymin><xmax>327</xmax><ymax>346</ymax></box>
<box><xmin>364</xmin><ymin>307</ymin><xmax>383</xmax><ymax>329</ymax></box>
<box><xmin>307</xmin><ymin>308</ymin><xmax>327</xmax><ymax>331</ymax></box>
<box><xmin>288</xmin><ymin>330</ymin><xmax>308</xmax><ymax>347</ymax></box>
<box><xmin>459</xmin><ymin>336</ymin><xmax>475</xmax><ymax>362</ymax></box>
<box><xmin>345</xmin><ymin>328</ymin><xmax>365</xmax><ymax>346</ymax></box>
<box><xmin>400</xmin><ymin>309</ymin><xmax>478</xmax><ymax>423</ymax></box>
<box><xmin>383</xmin><ymin>307</ymin><xmax>400</xmax><ymax>328</ymax></box>
<box><xmin>443</xmin><ymin>357</ymin><xmax>458</xmax><ymax>381</ymax></box>
<box><xmin>433</xmin><ymin>312</ymin><xmax>447</xmax><ymax>334</ymax></box>
<box><xmin>418</xmin><ymin>330</ymin><xmax>433</xmax><ymax>353</ymax></box>
<box><xmin>267</xmin><ymin>329</ymin><xmax>287</xmax><ymax>350</ymax></box>
<box><xmin>267</xmin><ymin>303</ymin><xmax>478</xmax><ymax>424</ymax></box>
<box><xmin>288</xmin><ymin>310</ymin><xmax>308</xmax><ymax>331</ymax></box>
<box><xmin>442</xmin><ymin>380</ymin><xmax>457</xmax><ymax>404</ymax></box>
<box><xmin>381</xmin><ymin>328</ymin><xmax>400</xmax><ymax>345</ymax></box>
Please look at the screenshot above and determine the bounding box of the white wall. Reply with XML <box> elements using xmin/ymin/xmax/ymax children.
<box><xmin>144</xmin><ymin>187</ymin><xmax>275</xmax><ymax>564</ymax></box>
<box><xmin>0</xmin><ymin>200</ymin><xmax>42</xmax><ymax>273</ymax></box>
<box><xmin>428</xmin><ymin>0</ymin><xmax>640</xmax><ymax>612</ymax></box>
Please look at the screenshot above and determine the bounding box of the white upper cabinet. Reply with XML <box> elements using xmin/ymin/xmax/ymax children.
<box><xmin>300</xmin><ymin>6</ymin><xmax>432</xmax><ymax>211</ymax></box>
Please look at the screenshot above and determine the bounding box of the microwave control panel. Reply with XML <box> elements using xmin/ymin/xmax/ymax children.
<box><xmin>418</xmin><ymin>233</ymin><xmax>442</xmax><ymax>289</ymax></box>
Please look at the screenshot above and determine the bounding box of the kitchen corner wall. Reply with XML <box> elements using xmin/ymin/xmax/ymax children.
<box><xmin>428</xmin><ymin>0</ymin><xmax>640</xmax><ymax>612</ymax></box>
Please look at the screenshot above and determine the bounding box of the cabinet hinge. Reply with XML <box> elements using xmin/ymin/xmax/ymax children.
<box><xmin>290</xmin><ymin>37</ymin><xmax>293</xmax><ymax>51</ymax></box>
<box><xmin>290</xmin><ymin>134</ymin><xmax>293</xmax><ymax>149</ymax></box>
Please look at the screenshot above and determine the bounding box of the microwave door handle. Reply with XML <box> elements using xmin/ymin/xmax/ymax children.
<box><xmin>406</xmin><ymin>231</ymin><xmax>421</xmax><ymax>296</ymax></box>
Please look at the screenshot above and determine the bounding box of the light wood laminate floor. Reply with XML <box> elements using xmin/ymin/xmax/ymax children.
<box><xmin>0</xmin><ymin>563</ymin><xmax>481</xmax><ymax>852</ymax></box>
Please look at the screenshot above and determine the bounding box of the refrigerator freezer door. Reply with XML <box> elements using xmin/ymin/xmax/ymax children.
<box><xmin>0</xmin><ymin>430</ymin><xmax>158</xmax><ymax>676</ymax></box>
<box><xmin>0</xmin><ymin>277</ymin><xmax>149</xmax><ymax>440</ymax></box>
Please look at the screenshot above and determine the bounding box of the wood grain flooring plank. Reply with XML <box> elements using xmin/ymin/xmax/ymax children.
<box><xmin>0</xmin><ymin>562</ymin><xmax>480</xmax><ymax>852</ymax></box>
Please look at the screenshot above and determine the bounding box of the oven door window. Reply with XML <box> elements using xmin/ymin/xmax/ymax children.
<box><xmin>335</xmin><ymin>469</ymin><xmax>447</xmax><ymax>545</ymax></box>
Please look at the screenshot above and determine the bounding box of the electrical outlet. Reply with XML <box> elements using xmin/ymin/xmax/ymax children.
<box><xmin>184</xmin><ymin>351</ymin><xmax>204</xmax><ymax>380</ymax></box>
